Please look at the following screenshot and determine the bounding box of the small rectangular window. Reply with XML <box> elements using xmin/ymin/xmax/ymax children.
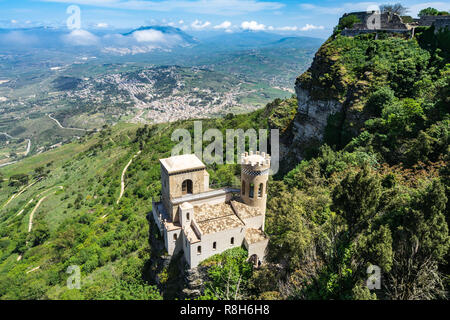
<box><xmin>197</xmin><ymin>246</ymin><xmax>201</xmax><ymax>255</ymax></box>
<box><xmin>213</xmin><ymin>242</ymin><xmax>217</xmax><ymax>250</ymax></box>
<box><xmin>231</xmin><ymin>237</ymin><xmax>234</xmax><ymax>245</ymax></box>
<box><xmin>249</xmin><ymin>183</ymin><xmax>254</xmax><ymax>198</ymax></box>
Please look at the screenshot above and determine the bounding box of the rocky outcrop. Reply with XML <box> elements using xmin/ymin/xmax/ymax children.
<box><xmin>292</xmin><ymin>86</ymin><xmax>342</xmax><ymax>150</ymax></box>
<box><xmin>147</xmin><ymin>214</ymin><xmax>209</xmax><ymax>299</ymax></box>
<box><xmin>181</xmin><ymin>266</ymin><xmax>208</xmax><ymax>299</ymax></box>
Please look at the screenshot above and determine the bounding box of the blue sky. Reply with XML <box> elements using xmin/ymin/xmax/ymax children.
<box><xmin>0</xmin><ymin>0</ymin><xmax>449</xmax><ymax>37</ymax></box>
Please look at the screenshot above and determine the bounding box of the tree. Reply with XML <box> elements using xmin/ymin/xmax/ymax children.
<box><xmin>365</xmin><ymin>87</ymin><xmax>396</xmax><ymax>117</ymax></box>
<box><xmin>332</xmin><ymin>166</ymin><xmax>382</xmax><ymax>237</ymax></box>
<box><xmin>418</xmin><ymin>7</ymin><xmax>448</xmax><ymax>17</ymax></box>
<box><xmin>385</xmin><ymin>180</ymin><xmax>449</xmax><ymax>299</ymax></box>
<box><xmin>339</xmin><ymin>15</ymin><xmax>361</xmax><ymax>30</ymax></box>
<box><xmin>199</xmin><ymin>248</ymin><xmax>253</xmax><ymax>300</ymax></box>
<box><xmin>8</xmin><ymin>173</ymin><xmax>29</xmax><ymax>187</ymax></box>
<box><xmin>380</xmin><ymin>3</ymin><xmax>408</xmax><ymax>15</ymax></box>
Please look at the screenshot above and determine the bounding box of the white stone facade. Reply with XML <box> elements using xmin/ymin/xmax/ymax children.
<box><xmin>151</xmin><ymin>153</ymin><xmax>270</xmax><ymax>269</ymax></box>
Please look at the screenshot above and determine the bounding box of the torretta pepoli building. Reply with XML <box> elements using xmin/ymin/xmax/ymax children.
<box><xmin>151</xmin><ymin>152</ymin><xmax>270</xmax><ymax>268</ymax></box>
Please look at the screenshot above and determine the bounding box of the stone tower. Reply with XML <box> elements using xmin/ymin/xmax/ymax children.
<box><xmin>240</xmin><ymin>151</ymin><xmax>270</xmax><ymax>217</ymax></box>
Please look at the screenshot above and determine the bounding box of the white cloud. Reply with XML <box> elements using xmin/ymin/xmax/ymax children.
<box><xmin>41</xmin><ymin>0</ymin><xmax>284</xmax><ymax>16</ymax></box>
<box><xmin>214</xmin><ymin>21</ymin><xmax>232</xmax><ymax>29</ymax></box>
<box><xmin>299</xmin><ymin>24</ymin><xmax>325</xmax><ymax>31</ymax></box>
<box><xmin>96</xmin><ymin>22</ymin><xmax>108</xmax><ymax>28</ymax></box>
<box><xmin>178</xmin><ymin>20</ymin><xmax>184</xmax><ymax>24</ymax></box>
<box><xmin>132</xmin><ymin>29</ymin><xmax>170</xmax><ymax>42</ymax></box>
<box><xmin>191</xmin><ymin>20</ymin><xmax>211</xmax><ymax>30</ymax></box>
<box><xmin>241</xmin><ymin>20</ymin><xmax>266</xmax><ymax>31</ymax></box>
<box><xmin>11</xmin><ymin>19</ymin><xmax>18</xmax><ymax>24</ymax></box>
<box><xmin>276</xmin><ymin>26</ymin><xmax>298</xmax><ymax>31</ymax></box>
<box><xmin>102</xmin><ymin>29</ymin><xmax>186</xmax><ymax>55</ymax></box>
<box><xmin>63</xmin><ymin>29</ymin><xmax>99</xmax><ymax>46</ymax></box>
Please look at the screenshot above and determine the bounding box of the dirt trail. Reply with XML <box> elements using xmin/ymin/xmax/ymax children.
<box><xmin>2</xmin><ymin>179</ymin><xmax>40</xmax><ymax>209</ymax></box>
<box><xmin>16</xmin><ymin>198</ymin><xmax>34</xmax><ymax>216</ymax></box>
<box><xmin>26</xmin><ymin>266</ymin><xmax>40</xmax><ymax>274</ymax></box>
<box><xmin>28</xmin><ymin>196</ymin><xmax>48</xmax><ymax>232</ymax></box>
<box><xmin>24</xmin><ymin>139</ymin><xmax>31</xmax><ymax>156</ymax></box>
<box><xmin>0</xmin><ymin>132</ymin><xmax>14</xmax><ymax>139</ymax></box>
<box><xmin>0</xmin><ymin>161</ymin><xmax>17</xmax><ymax>168</ymax></box>
<box><xmin>117</xmin><ymin>151</ymin><xmax>141</xmax><ymax>205</ymax></box>
<box><xmin>48</xmin><ymin>114</ymin><xmax>92</xmax><ymax>132</ymax></box>
<box><xmin>27</xmin><ymin>186</ymin><xmax>63</xmax><ymax>232</ymax></box>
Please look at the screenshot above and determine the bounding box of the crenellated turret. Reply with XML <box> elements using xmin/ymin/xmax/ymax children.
<box><xmin>240</xmin><ymin>151</ymin><xmax>270</xmax><ymax>216</ymax></box>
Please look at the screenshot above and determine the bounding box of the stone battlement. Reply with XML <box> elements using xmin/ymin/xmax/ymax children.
<box><xmin>240</xmin><ymin>151</ymin><xmax>271</xmax><ymax>168</ymax></box>
<box><xmin>340</xmin><ymin>11</ymin><xmax>450</xmax><ymax>37</ymax></box>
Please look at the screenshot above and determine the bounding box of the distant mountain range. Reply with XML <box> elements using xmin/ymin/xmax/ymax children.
<box><xmin>0</xmin><ymin>25</ymin><xmax>323</xmax><ymax>56</ymax></box>
<box><xmin>201</xmin><ymin>31</ymin><xmax>323</xmax><ymax>50</ymax></box>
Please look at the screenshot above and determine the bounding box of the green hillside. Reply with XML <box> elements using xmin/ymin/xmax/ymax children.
<box><xmin>0</xmin><ymin>113</ymin><xmax>267</xmax><ymax>299</ymax></box>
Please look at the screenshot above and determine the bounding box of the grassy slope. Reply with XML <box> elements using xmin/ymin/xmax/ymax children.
<box><xmin>0</xmin><ymin>110</ymin><xmax>267</xmax><ymax>299</ymax></box>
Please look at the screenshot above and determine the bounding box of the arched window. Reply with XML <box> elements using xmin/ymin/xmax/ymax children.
<box><xmin>249</xmin><ymin>183</ymin><xmax>254</xmax><ymax>198</ymax></box>
<box><xmin>197</xmin><ymin>246</ymin><xmax>201</xmax><ymax>255</ymax></box>
<box><xmin>213</xmin><ymin>242</ymin><xmax>217</xmax><ymax>250</ymax></box>
<box><xmin>242</xmin><ymin>181</ymin><xmax>246</xmax><ymax>195</ymax></box>
<box><xmin>186</xmin><ymin>212</ymin><xmax>190</xmax><ymax>221</ymax></box>
<box><xmin>230</xmin><ymin>237</ymin><xmax>234</xmax><ymax>245</ymax></box>
<box><xmin>173</xmin><ymin>233</ymin><xmax>178</xmax><ymax>242</ymax></box>
<box><xmin>258</xmin><ymin>183</ymin><xmax>263</xmax><ymax>198</ymax></box>
<box><xmin>182</xmin><ymin>179</ymin><xmax>193</xmax><ymax>195</ymax></box>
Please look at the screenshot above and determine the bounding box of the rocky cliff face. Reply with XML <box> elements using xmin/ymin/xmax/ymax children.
<box><xmin>292</xmin><ymin>86</ymin><xmax>342</xmax><ymax>154</ymax></box>
<box><xmin>285</xmin><ymin>33</ymin><xmax>376</xmax><ymax>162</ymax></box>
<box><xmin>284</xmin><ymin>39</ymin><xmax>348</xmax><ymax>161</ymax></box>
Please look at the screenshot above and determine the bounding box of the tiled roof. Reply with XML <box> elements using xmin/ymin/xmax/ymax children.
<box><xmin>231</xmin><ymin>200</ymin><xmax>262</xmax><ymax>219</ymax></box>
<box><xmin>194</xmin><ymin>202</ymin><xmax>244</xmax><ymax>235</ymax></box>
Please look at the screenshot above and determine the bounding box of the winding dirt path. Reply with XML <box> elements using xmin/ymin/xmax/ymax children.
<box><xmin>48</xmin><ymin>114</ymin><xmax>93</xmax><ymax>132</ymax></box>
<box><xmin>16</xmin><ymin>198</ymin><xmax>34</xmax><ymax>216</ymax></box>
<box><xmin>0</xmin><ymin>132</ymin><xmax>14</xmax><ymax>139</ymax></box>
<box><xmin>0</xmin><ymin>161</ymin><xmax>17</xmax><ymax>168</ymax></box>
<box><xmin>27</xmin><ymin>186</ymin><xmax>63</xmax><ymax>232</ymax></box>
<box><xmin>28</xmin><ymin>196</ymin><xmax>48</xmax><ymax>232</ymax></box>
<box><xmin>116</xmin><ymin>151</ymin><xmax>141</xmax><ymax>205</ymax></box>
<box><xmin>24</xmin><ymin>139</ymin><xmax>31</xmax><ymax>156</ymax></box>
<box><xmin>2</xmin><ymin>179</ymin><xmax>41</xmax><ymax>209</ymax></box>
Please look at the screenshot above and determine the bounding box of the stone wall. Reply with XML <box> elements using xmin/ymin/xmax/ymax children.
<box><xmin>340</xmin><ymin>11</ymin><xmax>410</xmax><ymax>31</ymax></box>
<box><xmin>434</xmin><ymin>16</ymin><xmax>450</xmax><ymax>32</ymax></box>
<box><xmin>244</xmin><ymin>238</ymin><xmax>269</xmax><ymax>264</ymax></box>
<box><xmin>419</xmin><ymin>15</ymin><xmax>441</xmax><ymax>26</ymax></box>
<box><xmin>185</xmin><ymin>226</ymin><xmax>245</xmax><ymax>268</ymax></box>
<box><xmin>341</xmin><ymin>29</ymin><xmax>411</xmax><ymax>36</ymax></box>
